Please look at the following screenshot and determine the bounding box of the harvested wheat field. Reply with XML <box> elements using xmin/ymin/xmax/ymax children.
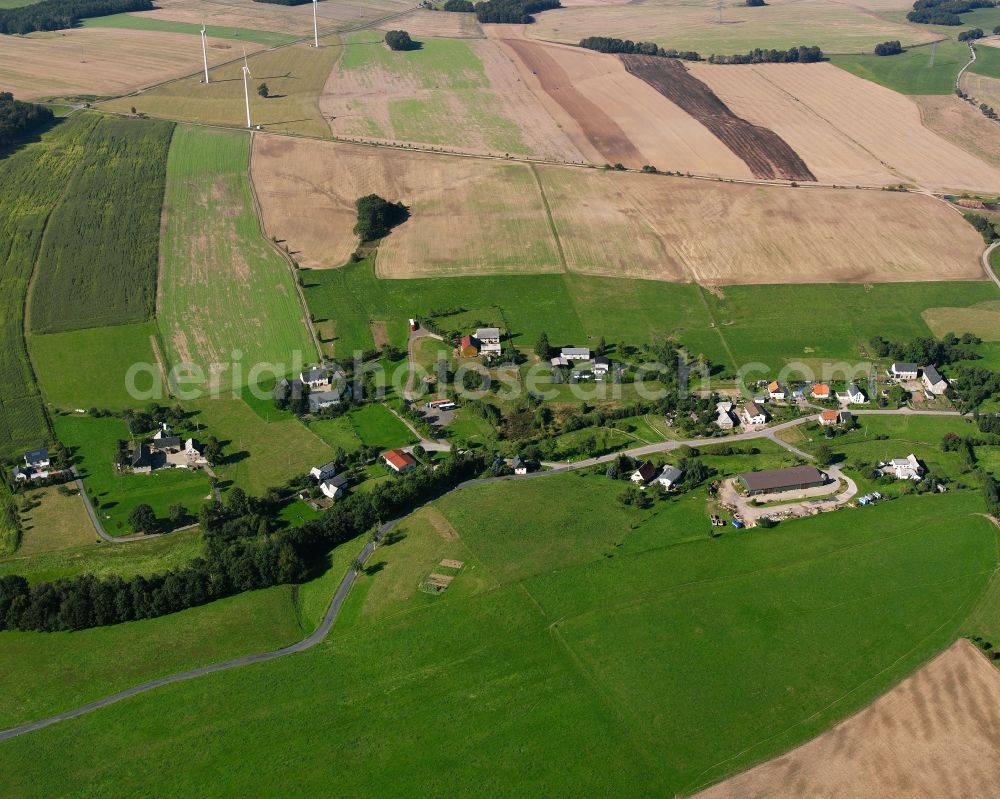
<box><xmin>131</xmin><ymin>0</ymin><xmax>414</xmax><ymax>36</ymax></box>
<box><xmin>527</xmin><ymin>0</ymin><xmax>938</xmax><ymax>54</ymax></box>
<box><xmin>695</xmin><ymin>640</ymin><xmax>1000</xmax><ymax>799</ymax></box>
<box><xmin>321</xmin><ymin>32</ymin><xmax>583</xmax><ymax>160</ymax></box>
<box><xmin>251</xmin><ymin>135</ymin><xmax>561</xmax><ymax>275</ymax></box>
<box><xmin>621</xmin><ymin>55</ymin><xmax>814</xmax><ymax>180</ymax></box>
<box><xmin>491</xmin><ymin>28</ymin><xmax>753</xmax><ymax>175</ymax></box>
<box><xmin>961</xmin><ymin>72</ymin><xmax>1000</xmax><ymax>115</ymax></box>
<box><xmin>0</xmin><ymin>28</ymin><xmax>263</xmax><ymax>100</ymax></box>
<box><xmin>374</xmin><ymin>9</ymin><xmax>483</xmax><ymax>38</ymax></box>
<box><xmin>537</xmin><ymin>165</ymin><xmax>984</xmax><ymax>283</ymax></box>
<box><xmin>691</xmin><ymin>62</ymin><xmax>1000</xmax><ymax>192</ymax></box>
<box><xmin>252</xmin><ymin>136</ymin><xmax>984</xmax><ymax>284</ymax></box>
<box><xmin>914</xmin><ymin>95</ymin><xmax>1000</xmax><ymax>170</ymax></box>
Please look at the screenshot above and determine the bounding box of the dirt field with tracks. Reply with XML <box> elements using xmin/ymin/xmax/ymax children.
<box><xmin>252</xmin><ymin>136</ymin><xmax>983</xmax><ymax>284</ymax></box>
<box><xmin>491</xmin><ymin>28</ymin><xmax>752</xmax><ymax>175</ymax></box>
<box><xmin>691</xmin><ymin>62</ymin><xmax>1000</xmax><ymax>192</ymax></box>
<box><xmin>374</xmin><ymin>9</ymin><xmax>483</xmax><ymax>37</ymax></box>
<box><xmin>0</xmin><ymin>28</ymin><xmax>264</xmax><ymax>100</ymax></box>
<box><xmin>696</xmin><ymin>640</ymin><xmax>1000</xmax><ymax>799</ymax></box>
<box><xmin>621</xmin><ymin>55</ymin><xmax>814</xmax><ymax>181</ymax></box>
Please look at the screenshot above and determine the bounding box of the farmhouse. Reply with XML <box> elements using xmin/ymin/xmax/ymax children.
<box><xmin>810</xmin><ymin>383</ymin><xmax>831</xmax><ymax>399</ymax></box>
<box><xmin>742</xmin><ymin>401</ymin><xmax>768</xmax><ymax>426</ymax></box>
<box><xmin>123</xmin><ymin>443</ymin><xmax>153</xmax><ymax>474</ymax></box>
<box><xmin>880</xmin><ymin>453</ymin><xmax>924</xmax><ymax>480</ymax></box>
<box><xmin>165</xmin><ymin>439</ymin><xmax>208</xmax><ymax>469</ymax></box>
<box><xmin>887</xmin><ymin>362</ymin><xmax>919</xmax><ymax>381</ymax></box>
<box><xmin>310</xmin><ymin>461</ymin><xmax>338</xmax><ymax>482</ymax></box>
<box><xmin>631</xmin><ymin>460</ymin><xmax>657</xmax><ymax>485</ymax></box>
<box><xmin>922</xmin><ymin>365</ymin><xmax>948</xmax><ymax>396</ymax></box>
<box><xmin>475</xmin><ymin>327</ymin><xmax>502</xmax><ymax>356</ymax></box>
<box><xmin>716</xmin><ymin>401</ymin><xmax>737</xmax><ymax>430</ymax></box>
<box><xmin>320</xmin><ymin>473</ymin><xmax>349</xmax><ymax>500</ymax></box>
<box><xmin>836</xmin><ymin>383</ymin><xmax>866</xmax><ymax>404</ymax></box>
<box><xmin>561</xmin><ymin>347</ymin><xmax>591</xmax><ymax>361</ymax></box>
<box><xmin>459</xmin><ymin>335</ymin><xmax>480</xmax><ymax>358</ymax></box>
<box><xmin>24</xmin><ymin>447</ymin><xmax>50</xmax><ymax>470</ymax></box>
<box><xmin>594</xmin><ymin>356</ymin><xmax>611</xmax><ymax>376</ymax></box>
<box><xmin>309</xmin><ymin>390</ymin><xmax>341</xmax><ymax>413</ymax></box>
<box><xmin>656</xmin><ymin>465</ymin><xmax>683</xmax><ymax>490</ymax></box>
<box><xmin>301</xmin><ymin>366</ymin><xmax>331</xmax><ymax>389</ymax></box>
<box><xmin>819</xmin><ymin>409</ymin><xmax>839</xmax><ymax>426</ymax></box>
<box><xmin>383</xmin><ymin>448</ymin><xmax>417</xmax><ymax>474</ymax></box>
<box><xmin>767</xmin><ymin>381</ymin><xmax>786</xmax><ymax>401</ymax></box>
<box><xmin>738</xmin><ymin>465</ymin><xmax>826</xmax><ymax>496</ymax></box>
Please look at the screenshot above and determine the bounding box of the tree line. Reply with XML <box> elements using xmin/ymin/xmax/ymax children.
<box><xmin>906</xmin><ymin>0</ymin><xmax>995</xmax><ymax>26</ymax></box>
<box><xmin>578</xmin><ymin>37</ymin><xmax>823</xmax><ymax>64</ymax></box>
<box><xmin>0</xmin><ymin>0</ymin><xmax>153</xmax><ymax>34</ymax></box>
<box><xmin>874</xmin><ymin>40</ymin><xmax>903</xmax><ymax>56</ymax></box>
<box><xmin>869</xmin><ymin>332</ymin><xmax>982</xmax><ymax>367</ymax></box>
<box><xmin>0</xmin><ymin>451</ymin><xmax>487</xmax><ymax>632</ymax></box>
<box><xmin>0</xmin><ymin>93</ymin><xmax>53</xmax><ymax>149</ymax></box>
<box><xmin>472</xmin><ymin>0</ymin><xmax>561</xmax><ymax>24</ymax></box>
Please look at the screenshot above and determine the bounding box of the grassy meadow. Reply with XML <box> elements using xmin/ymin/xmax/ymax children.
<box><xmin>347</xmin><ymin>403</ymin><xmax>417</xmax><ymax>450</ymax></box>
<box><xmin>82</xmin><ymin>14</ymin><xmax>299</xmax><ymax>47</ymax></box>
<box><xmin>0</xmin><ymin>114</ymin><xmax>97</xmax><ymax>461</ymax></box>
<box><xmin>156</xmin><ymin>126</ymin><xmax>317</xmax><ymax>393</ymax></box>
<box><xmin>29</xmin><ymin>116</ymin><xmax>174</xmax><ymax>334</ymax></box>
<box><xmin>14</xmin><ymin>484</ymin><xmax>95</xmax><ymax>556</ymax></box>
<box><xmin>832</xmin><ymin>39</ymin><xmax>971</xmax><ymax>94</ymax></box>
<box><xmin>0</xmin><ymin>477</ymin><xmax>992</xmax><ymax>796</ymax></box>
<box><xmin>103</xmin><ymin>38</ymin><xmax>341</xmax><ymax>138</ymax></box>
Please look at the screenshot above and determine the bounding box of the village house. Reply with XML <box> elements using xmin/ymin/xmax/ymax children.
<box><xmin>301</xmin><ymin>366</ymin><xmax>331</xmax><ymax>389</ymax></box>
<box><xmin>549</xmin><ymin>354</ymin><xmax>569</xmax><ymax>367</ymax></box>
<box><xmin>594</xmin><ymin>356</ymin><xmax>611</xmax><ymax>377</ymax></box>
<box><xmin>818</xmin><ymin>409</ymin><xmax>839</xmax><ymax>426</ymax></box>
<box><xmin>308</xmin><ymin>390</ymin><xmax>341</xmax><ymax>413</ymax></box>
<box><xmin>880</xmin><ymin>453</ymin><xmax>924</xmax><ymax>480</ymax></box>
<box><xmin>475</xmin><ymin>327</ymin><xmax>502</xmax><ymax>356</ymax></box>
<box><xmin>12</xmin><ymin>447</ymin><xmax>52</xmax><ymax>482</ymax></box>
<box><xmin>887</xmin><ymin>362</ymin><xmax>919</xmax><ymax>381</ymax></box>
<box><xmin>165</xmin><ymin>439</ymin><xmax>207</xmax><ymax>469</ymax></box>
<box><xmin>310</xmin><ymin>461</ymin><xmax>338</xmax><ymax>482</ymax></box>
<box><xmin>383</xmin><ymin>449</ymin><xmax>417</xmax><ymax>474</ymax></box>
<box><xmin>742</xmin><ymin>401</ymin><xmax>769</xmax><ymax>426</ymax></box>
<box><xmin>561</xmin><ymin>346</ymin><xmax>591</xmax><ymax>362</ymax></box>
<box><xmin>716</xmin><ymin>401</ymin><xmax>737</xmax><ymax>430</ymax></box>
<box><xmin>320</xmin><ymin>473</ymin><xmax>350</xmax><ymax>500</ymax></box>
<box><xmin>512</xmin><ymin>455</ymin><xmax>534</xmax><ymax>475</ymax></box>
<box><xmin>631</xmin><ymin>460</ymin><xmax>657</xmax><ymax>485</ymax></box>
<box><xmin>810</xmin><ymin>383</ymin><xmax>831</xmax><ymax>400</ymax></box>
<box><xmin>655</xmin><ymin>465</ymin><xmax>683</xmax><ymax>490</ymax></box>
<box><xmin>836</xmin><ymin>383</ymin><xmax>866</xmax><ymax>405</ymax></box>
<box><xmin>738</xmin><ymin>465</ymin><xmax>826</xmax><ymax>496</ymax></box>
<box><xmin>921</xmin><ymin>365</ymin><xmax>948</xmax><ymax>396</ymax></box>
<box><xmin>459</xmin><ymin>335</ymin><xmax>480</xmax><ymax>358</ymax></box>
<box><xmin>767</xmin><ymin>381</ymin><xmax>786</xmax><ymax>401</ymax></box>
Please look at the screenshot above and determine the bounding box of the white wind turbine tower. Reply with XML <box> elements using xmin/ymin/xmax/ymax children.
<box><xmin>312</xmin><ymin>0</ymin><xmax>319</xmax><ymax>47</ymax></box>
<box><xmin>200</xmin><ymin>23</ymin><xmax>210</xmax><ymax>84</ymax></box>
<box><xmin>241</xmin><ymin>49</ymin><xmax>253</xmax><ymax>129</ymax></box>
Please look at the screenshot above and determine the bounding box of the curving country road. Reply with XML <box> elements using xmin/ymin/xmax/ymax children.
<box><xmin>983</xmin><ymin>240</ymin><xmax>1000</xmax><ymax>290</ymax></box>
<box><xmin>0</xmin><ymin>406</ymin><xmax>963</xmax><ymax>743</ymax></box>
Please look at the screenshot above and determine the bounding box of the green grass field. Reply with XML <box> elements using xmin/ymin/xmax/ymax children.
<box><xmin>29</xmin><ymin>115</ymin><xmax>173</xmax><ymax>333</ymax></box>
<box><xmin>103</xmin><ymin>38</ymin><xmax>341</xmax><ymax>138</ymax></box>
<box><xmin>832</xmin><ymin>39</ymin><xmax>971</xmax><ymax>94</ymax></box>
<box><xmin>307</xmin><ymin>414</ymin><xmax>362</xmax><ymax>453</ymax></box>
<box><xmin>348</xmin><ymin>403</ymin><xmax>417</xmax><ymax>450</ymax></box>
<box><xmin>29</xmin><ymin>321</ymin><xmax>161</xmax><ymax>410</ymax></box>
<box><xmin>0</xmin><ymin>477</ymin><xmax>992</xmax><ymax>796</ymax></box>
<box><xmin>14</xmin><ymin>485</ymin><xmax>94</xmax><ymax>556</ymax></box>
<box><xmin>156</xmin><ymin>126</ymin><xmax>317</xmax><ymax>393</ymax></box>
<box><xmin>335</xmin><ymin>31</ymin><xmax>528</xmax><ymax>153</ymax></box>
<box><xmin>82</xmin><ymin>13</ymin><xmax>299</xmax><ymax>47</ymax></box>
<box><xmin>970</xmin><ymin>40</ymin><xmax>1000</xmax><ymax>79</ymax></box>
<box><xmin>304</xmin><ymin>258</ymin><xmax>999</xmax><ymax>374</ymax></box>
<box><xmin>0</xmin><ymin>114</ymin><xmax>97</xmax><ymax>461</ymax></box>
<box><xmin>53</xmin><ymin>414</ymin><xmax>212</xmax><ymax>536</ymax></box>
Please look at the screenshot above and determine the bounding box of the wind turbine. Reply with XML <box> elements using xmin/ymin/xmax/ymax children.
<box><xmin>241</xmin><ymin>49</ymin><xmax>253</xmax><ymax>129</ymax></box>
<box><xmin>312</xmin><ymin>0</ymin><xmax>319</xmax><ymax>47</ymax></box>
<box><xmin>200</xmin><ymin>23</ymin><xmax>210</xmax><ymax>84</ymax></box>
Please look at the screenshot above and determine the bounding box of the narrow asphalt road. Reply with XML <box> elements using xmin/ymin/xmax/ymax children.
<box><xmin>0</xmin><ymin>405</ymin><xmax>963</xmax><ymax>742</ymax></box>
<box><xmin>983</xmin><ymin>240</ymin><xmax>1000</xmax><ymax>290</ymax></box>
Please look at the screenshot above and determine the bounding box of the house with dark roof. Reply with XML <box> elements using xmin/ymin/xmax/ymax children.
<box><xmin>310</xmin><ymin>461</ymin><xmax>338</xmax><ymax>482</ymax></box>
<box><xmin>24</xmin><ymin>447</ymin><xmax>50</xmax><ymax>469</ymax></box>
<box><xmin>921</xmin><ymin>365</ymin><xmax>948</xmax><ymax>396</ymax></box>
<box><xmin>630</xmin><ymin>460</ymin><xmax>657</xmax><ymax>485</ymax></box>
<box><xmin>738</xmin><ymin>465</ymin><xmax>826</xmax><ymax>496</ymax></box>
<box><xmin>320</xmin><ymin>473</ymin><xmax>350</xmax><ymax>500</ymax></box>
<box><xmin>887</xmin><ymin>362</ymin><xmax>919</xmax><ymax>381</ymax></box>
<box><xmin>308</xmin><ymin>390</ymin><xmax>341</xmax><ymax>413</ymax></box>
<box><xmin>656</xmin><ymin>465</ymin><xmax>683</xmax><ymax>490</ymax></box>
<box><xmin>742</xmin><ymin>401</ymin><xmax>768</xmax><ymax>426</ymax></box>
<box><xmin>475</xmin><ymin>327</ymin><xmax>502</xmax><ymax>356</ymax></box>
<box><xmin>836</xmin><ymin>382</ymin><xmax>866</xmax><ymax>405</ymax></box>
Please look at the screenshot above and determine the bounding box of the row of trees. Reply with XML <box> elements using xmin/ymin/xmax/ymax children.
<box><xmin>0</xmin><ymin>93</ymin><xmax>53</xmax><ymax>149</ymax></box>
<box><xmin>473</xmin><ymin>0</ymin><xmax>561</xmax><ymax>24</ymax></box>
<box><xmin>0</xmin><ymin>0</ymin><xmax>152</xmax><ymax>34</ymax></box>
<box><xmin>578</xmin><ymin>37</ymin><xmax>823</xmax><ymax>64</ymax></box>
<box><xmin>0</xmin><ymin>451</ymin><xmax>487</xmax><ymax>632</ymax></box>
<box><xmin>958</xmin><ymin>26</ymin><xmax>986</xmax><ymax>40</ymax></box>
<box><xmin>964</xmin><ymin>212</ymin><xmax>999</xmax><ymax>243</ymax></box>
<box><xmin>906</xmin><ymin>0</ymin><xmax>995</xmax><ymax>26</ymax></box>
<box><xmin>869</xmin><ymin>332</ymin><xmax>982</xmax><ymax>367</ymax></box>
<box><xmin>443</xmin><ymin>0</ymin><xmax>474</xmax><ymax>9</ymax></box>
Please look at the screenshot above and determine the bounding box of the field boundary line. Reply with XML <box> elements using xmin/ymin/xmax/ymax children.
<box><xmin>246</xmin><ymin>131</ymin><xmax>323</xmax><ymax>363</ymax></box>
<box><xmin>528</xmin><ymin>163</ymin><xmax>568</xmax><ymax>273</ymax></box>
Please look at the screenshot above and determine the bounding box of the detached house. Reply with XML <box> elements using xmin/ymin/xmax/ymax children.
<box><xmin>383</xmin><ymin>449</ymin><xmax>417</xmax><ymax>474</ymax></box>
<box><xmin>836</xmin><ymin>383</ymin><xmax>866</xmax><ymax>405</ymax></box>
<box><xmin>922</xmin><ymin>365</ymin><xmax>948</xmax><ymax>396</ymax></box>
<box><xmin>24</xmin><ymin>447</ymin><xmax>50</xmax><ymax>470</ymax></box>
<box><xmin>320</xmin><ymin>474</ymin><xmax>350</xmax><ymax>500</ymax></box>
<box><xmin>742</xmin><ymin>401</ymin><xmax>769</xmax><ymax>426</ymax></box>
<box><xmin>631</xmin><ymin>461</ymin><xmax>657</xmax><ymax>485</ymax></box>
<box><xmin>561</xmin><ymin>347</ymin><xmax>591</xmax><ymax>362</ymax></box>
<box><xmin>881</xmin><ymin>453</ymin><xmax>924</xmax><ymax>481</ymax></box>
<box><xmin>716</xmin><ymin>401</ymin><xmax>737</xmax><ymax>430</ymax></box>
<box><xmin>310</xmin><ymin>461</ymin><xmax>338</xmax><ymax>482</ymax></box>
<box><xmin>475</xmin><ymin>327</ymin><xmax>502</xmax><ymax>356</ymax></box>
<box><xmin>887</xmin><ymin>363</ymin><xmax>919</xmax><ymax>381</ymax></box>
<box><xmin>767</xmin><ymin>381</ymin><xmax>786</xmax><ymax>401</ymax></box>
<box><xmin>459</xmin><ymin>335</ymin><xmax>480</xmax><ymax>358</ymax></box>
<box><xmin>655</xmin><ymin>465</ymin><xmax>683</xmax><ymax>490</ymax></box>
<box><xmin>810</xmin><ymin>383</ymin><xmax>831</xmax><ymax>400</ymax></box>
<box><xmin>818</xmin><ymin>409</ymin><xmax>840</xmax><ymax>426</ymax></box>
<box><xmin>301</xmin><ymin>366</ymin><xmax>330</xmax><ymax>389</ymax></box>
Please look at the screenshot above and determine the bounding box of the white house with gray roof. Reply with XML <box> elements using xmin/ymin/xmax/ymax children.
<box><xmin>921</xmin><ymin>365</ymin><xmax>948</xmax><ymax>396</ymax></box>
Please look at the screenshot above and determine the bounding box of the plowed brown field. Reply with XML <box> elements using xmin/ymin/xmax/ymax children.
<box><xmin>251</xmin><ymin>136</ymin><xmax>984</xmax><ymax>285</ymax></box>
<box><xmin>695</xmin><ymin>640</ymin><xmax>1000</xmax><ymax>799</ymax></box>
<box><xmin>621</xmin><ymin>55</ymin><xmax>815</xmax><ymax>181</ymax></box>
<box><xmin>692</xmin><ymin>62</ymin><xmax>1000</xmax><ymax>192</ymax></box>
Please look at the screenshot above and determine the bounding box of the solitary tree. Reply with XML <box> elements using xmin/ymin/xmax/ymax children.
<box><xmin>384</xmin><ymin>30</ymin><xmax>417</xmax><ymax>51</ymax></box>
<box><xmin>168</xmin><ymin>503</ymin><xmax>187</xmax><ymax>524</ymax></box>
<box><xmin>534</xmin><ymin>331</ymin><xmax>552</xmax><ymax>359</ymax></box>
<box><xmin>128</xmin><ymin>504</ymin><xmax>158</xmax><ymax>535</ymax></box>
<box><xmin>257</xmin><ymin>83</ymin><xmax>270</xmax><ymax>98</ymax></box>
<box><xmin>815</xmin><ymin>444</ymin><xmax>833</xmax><ymax>467</ymax></box>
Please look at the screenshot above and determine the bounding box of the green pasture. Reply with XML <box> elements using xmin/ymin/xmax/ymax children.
<box><xmin>306</xmin><ymin>415</ymin><xmax>362</xmax><ymax>453</ymax></box>
<box><xmin>970</xmin><ymin>41</ymin><xmax>1000</xmax><ymax>79</ymax></box>
<box><xmin>348</xmin><ymin>403</ymin><xmax>417</xmax><ymax>450</ymax></box>
<box><xmin>0</xmin><ymin>478</ymin><xmax>992</xmax><ymax>796</ymax></box>
<box><xmin>156</xmin><ymin>126</ymin><xmax>316</xmax><ymax>393</ymax></box>
<box><xmin>82</xmin><ymin>14</ymin><xmax>298</xmax><ymax>47</ymax></box>
<box><xmin>53</xmin><ymin>414</ymin><xmax>211</xmax><ymax>536</ymax></box>
<box><xmin>832</xmin><ymin>39</ymin><xmax>970</xmax><ymax>94</ymax></box>
<box><xmin>30</xmin><ymin>322</ymin><xmax>161</xmax><ymax>410</ymax></box>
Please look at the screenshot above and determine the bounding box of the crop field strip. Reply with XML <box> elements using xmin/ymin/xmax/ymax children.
<box><xmin>0</xmin><ymin>113</ymin><xmax>99</xmax><ymax>461</ymax></box>
<box><xmin>30</xmin><ymin>116</ymin><xmax>174</xmax><ymax>334</ymax></box>
<box><xmin>156</xmin><ymin>125</ymin><xmax>317</xmax><ymax>393</ymax></box>
<box><xmin>620</xmin><ymin>55</ymin><xmax>815</xmax><ymax>181</ymax></box>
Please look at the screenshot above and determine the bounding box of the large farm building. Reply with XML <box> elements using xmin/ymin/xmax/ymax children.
<box><xmin>738</xmin><ymin>465</ymin><xmax>826</xmax><ymax>496</ymax></box>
